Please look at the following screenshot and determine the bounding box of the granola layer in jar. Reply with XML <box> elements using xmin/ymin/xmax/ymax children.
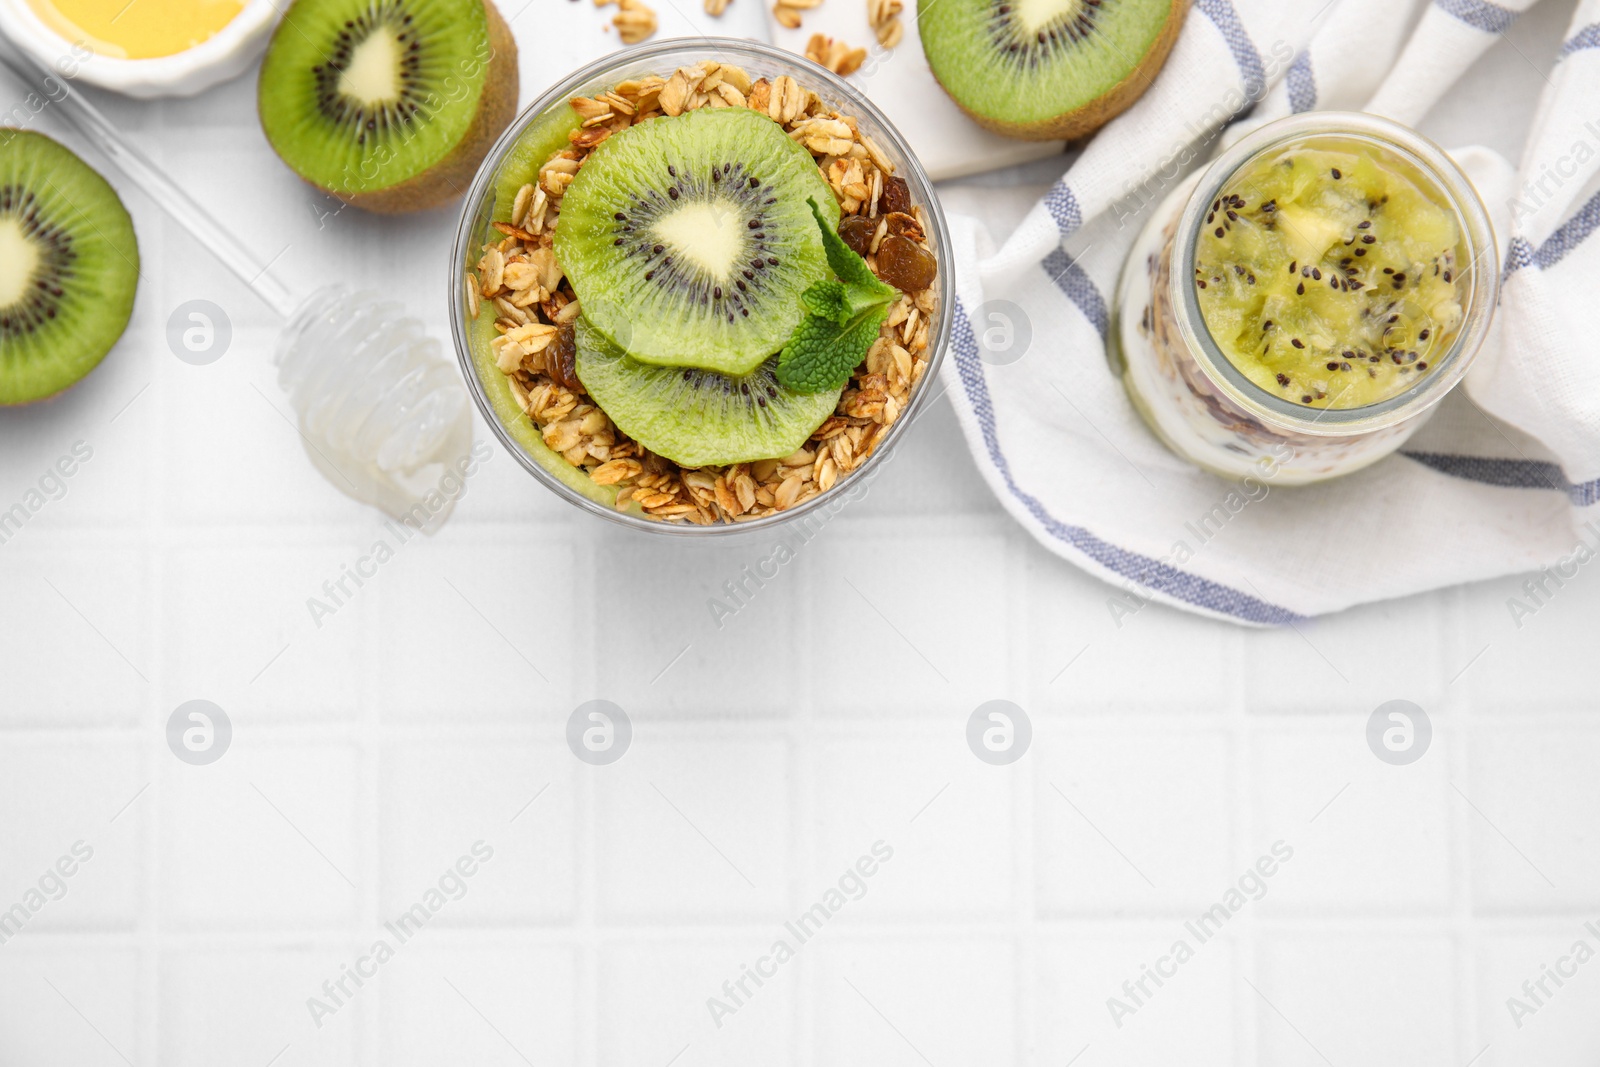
<box><xmin>1110</xmin><ymin>112</ymin><xmax>1498</xmax><ymax>486</ymax></box>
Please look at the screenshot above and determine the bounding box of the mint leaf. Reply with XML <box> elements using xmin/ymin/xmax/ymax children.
<box><xmin>808</xmin><ymin>197</ymin><xmax>897</xmax><ymax>303</ymax></box>
<box><xmin>776</xmin><ymin>303</ymin><xmax>892</xmax><ymax>394</ymax></box>
<box><xmin>801</xmin><ymin>280</ymin><xmax>850</xmax><ymax>324</ymax></box>
<box><xmin>777</xmin><ymin>200</ymin><xmax>902</xmax><ymax>395</ymax></box>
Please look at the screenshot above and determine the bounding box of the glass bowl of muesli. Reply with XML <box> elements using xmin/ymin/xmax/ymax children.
<box><xmin>449</xmin><ymin>37</ymin><xmax>951</xmax><ymax>531</ymax></box>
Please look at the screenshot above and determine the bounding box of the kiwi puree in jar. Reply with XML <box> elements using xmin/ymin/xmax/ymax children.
<box><xmin>1192</xmin><ymin>137</ymin><xmax>1467</xmax><ymax>410</ymax></box>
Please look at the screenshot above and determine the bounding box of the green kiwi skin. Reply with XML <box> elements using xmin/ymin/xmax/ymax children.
<box><xmin>0</xmin><ymin>130</ymin><xmax>139</xmax><ymax>407</ymax></box>
<box><xmin>257</xmin><ymin>0</ymin><xmax>519</xmax><ymax>215</ymax></box>
<box><xmin>919</xmin><ymin>0</ymin><xmax>1190</xmax><ymax>142</ymax></box>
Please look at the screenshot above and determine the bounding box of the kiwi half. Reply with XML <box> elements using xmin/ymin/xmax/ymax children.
<box><xmin>0</xmin><ymin>130</ymin><xmax>138</xmax><ymax>406</ymax></box>
<box><xmin>917</xmin><ymin>0</ymin><xmax>1189</xmax><ymax>141</ymax></box>
<box><xmin>574</xmin><ymin>319</ymin><xmax>840</xmax><ymax>468</ymax></box>
<box><xmin>555</xmin><ymin>107</ymin><xmax>838</xmax><ymax>377</ymax></box>
<box><xmin>257</xmin><ymin>0</ymin><xmax>518</xmax><ymax>214</ymax></box>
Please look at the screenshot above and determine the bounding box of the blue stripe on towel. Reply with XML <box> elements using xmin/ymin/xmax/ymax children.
<box><xmin>1046</xmin><ymin>182</ymin><xmax>1083</xmax><ymax>237</ymax></box>
<box><xmin>1286</xmin><ymin>52</ymin><xmax>1317</xmax><ymax>113</ymax></box>
<box><xmin>1195</xmin><ymin>0</ymin><xmax>1268</xmax><ymax>99</ymax></box>
<box><xmin>1043</xmin><ymin>248</ymin><xmax>1110</xmax><ymax>339</ymax></box>
<box><xmin>949</xmin><ymin>297</ymin><xmax>1306</xmax><ymax>625</ymax></box>
<box><xmin>1561</xmin><ymin>23</ymin><xmax>1600</xmax><ymax>56</ymax></box>
<box><xmin>1403</xmin><ymin>451</ymin><xmax>1600</xmax><ymax>506</ymax></box>
<box><xmin>1435</xmin><ymin>0</ymin><xmax>1519</xmax><ymax>34</ymax></box>
<box><xmin>1505</xmin><ymin>187</ymin><xmax>1600</xmax><ymax>275</ymax></box>
<box><xmin>1043</xmin><ymin>0</ymin><xmax>1265</xmax><ymax>239</ymax></box>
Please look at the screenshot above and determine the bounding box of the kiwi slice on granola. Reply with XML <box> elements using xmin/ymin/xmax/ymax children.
<box><xmin>554</xmin><ymin>106</ymin><xmax>838</xmax><ymax>376</ymax></box>
<box><xmin>573</xmin><ymin>318</ymin><xmax>840</xmax><ymax>467</ymax></box>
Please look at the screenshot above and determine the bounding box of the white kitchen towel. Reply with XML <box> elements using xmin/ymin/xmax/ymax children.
<box><xmin>939</xmin><ymin>0</ymin><xmax>1600</xmax><ymax>625</ymax></box>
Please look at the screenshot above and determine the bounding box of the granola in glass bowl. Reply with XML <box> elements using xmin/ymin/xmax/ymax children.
<box><xmin>452</xmin><ymin>40</ymin><xmax>950</xmax><ymax>531</ymax></box>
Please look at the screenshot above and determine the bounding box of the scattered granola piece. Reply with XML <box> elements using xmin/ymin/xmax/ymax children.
<box><xmin>805</xmin><ymin>33</ymin><xmax>868</xmax><ymax>76</ymax></box>
<box><xmin>613</xmin><ymin>0</ymin><xmax>657</xmax><ymax>43</ymax></box>
<box><xmin>772</xmin><ymin>0</ymin><xmax>821</xmax><ymax>28</ymax></box>
<box><xmin>867</xmin><ymin>0</ymin><xmax>904</xmax><ymax>47</ymax></box>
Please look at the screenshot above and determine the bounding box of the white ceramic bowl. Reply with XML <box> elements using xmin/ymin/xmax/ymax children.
<box><xmin>0</xmin><ymin>0</ymin><xmax>279</xmax><ymax>98</ymax></box>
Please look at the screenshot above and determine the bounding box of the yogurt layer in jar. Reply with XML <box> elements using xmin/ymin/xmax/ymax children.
<box><xmin>1111</xmin><ymin>112</ymin><xmax>1498</xmax><ymax>486</ymax></box>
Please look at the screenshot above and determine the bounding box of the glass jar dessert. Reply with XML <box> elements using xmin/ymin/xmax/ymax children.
<box><xmin>449</xmin><ymin>38</ymin><xmax>951</xmax><ymax>533</ymax></box>
<box><xmin>1110</xmin><ymin>112</ymin><xmax>1498</xmax><ymax>486</ymax></box>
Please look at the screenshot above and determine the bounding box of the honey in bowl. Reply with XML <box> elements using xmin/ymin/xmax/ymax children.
<box><xmin>24</xmin><ymin>0</ymin><xmax>245</xmax><ymax>59</ymax></box>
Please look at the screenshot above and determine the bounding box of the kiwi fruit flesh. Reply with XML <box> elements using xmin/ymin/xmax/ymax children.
<box><xmin>0</xmin><ymin>130</ymin><xmax>139</xmax><ymax>406</ymax></box>
<box><xmin>555</xmin><ymin>107</ymin><xmax>838</xmax><ymax>377</ymax></box>
<box><xmin>917</xmin><ymin>0</ymin><xmax>1189</xmax><ymax>140</ymax></box>
<box><xmin>1195</xmin><ymin>141</ymin><xmax>1467</xmax><ymax>409</ymax></box>
<box><xmin>488</xmin><ymin>105</ymin><xmax>582</xmax><ymax>227</ymax></box>
<box><xmin>574</xmin><ymin>319</ymin><xmax>840</xmax><ymax>468</ymax></box>
<box><xmin>258</xmin><ymin>0</ymin><xmax>518</xmax><ymax>214</ymax></box>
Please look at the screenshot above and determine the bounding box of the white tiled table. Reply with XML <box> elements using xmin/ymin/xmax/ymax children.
<box><xmin>2</xmin><ymin>4</ymin><xmax>1597</xmax><ymax>1065</ymax></box>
